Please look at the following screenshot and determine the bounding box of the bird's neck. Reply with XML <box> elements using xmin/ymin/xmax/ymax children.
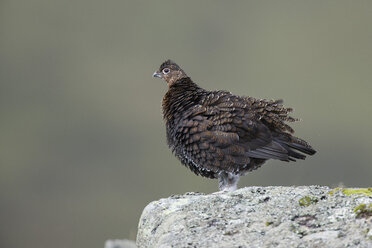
<box><xmin>162</xmin><ymin>77</ymin><xmax>204</xmax><ymax>123</ymax></box>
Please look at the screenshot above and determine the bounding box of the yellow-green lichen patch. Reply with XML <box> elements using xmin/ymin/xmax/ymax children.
<box><xmin>298</xmin><ymin>196</ymin><xmax>319</xmax><ymax>207</ymax></box>
<box><xmin>328</xmin><ymin>187</ymin><xmax>372</xmax><ymax>196</ymax></box>
<box><xmin>353</xmin><ymin>203</ymin><xmax>372</xmax><ymax>219</ymax></box>
<box><xmin>265</xmin><ymin>221</ymin><xmax>273</xmax><ymax>226</ymax></box>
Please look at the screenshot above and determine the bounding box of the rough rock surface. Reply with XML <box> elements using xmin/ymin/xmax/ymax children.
<box><xmin>136</xmin><ymin>186</ymin><xmax>372</xmax><ymax>248</ymax></box>
<box><xmin>105</xmin><ymin>239</ymin><xmax>137</xmax><ymax>248</ymax></box>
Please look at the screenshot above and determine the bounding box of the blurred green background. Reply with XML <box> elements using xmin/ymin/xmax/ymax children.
<box><xmin>1</xmin><ymin>1</ymin><xmax>371</xmax><ymax>247</ymax></box>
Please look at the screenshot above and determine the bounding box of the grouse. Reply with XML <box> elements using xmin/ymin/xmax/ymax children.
<box><xmin>153</xmin><ymin>60</ymin><xmax>316</xmax><ymax>191</ymax></box>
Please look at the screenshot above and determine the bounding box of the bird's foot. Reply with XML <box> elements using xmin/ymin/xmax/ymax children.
<box><xmin>218</xmin><ymin>172</ymin><xmax>239</xmax><ymax>192</ymax></box>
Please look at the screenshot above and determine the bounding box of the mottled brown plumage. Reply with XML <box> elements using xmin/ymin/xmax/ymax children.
<box><xmin>153</xmin><ymin>60</ymin><xmax>316</xmax><ymax>191</ymax></box>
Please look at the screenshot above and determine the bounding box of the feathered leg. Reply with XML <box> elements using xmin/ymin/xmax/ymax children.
<box><xmin>218</xmin><ymin>172</ymin><xmax>239</xmax><ymax>191</ymax></box>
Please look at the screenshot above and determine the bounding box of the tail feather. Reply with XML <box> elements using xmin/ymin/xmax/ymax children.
<box><xmin>245</xmin><ymin>135</ymin><xmax>316</xmax><ymax>162</ymax></box>
<box><xmin>286</xmin><ymin>142</ymin><xmax>316</xmax><ymax>155</ymax></box>
<box><xmin>274</xmin><ymin>135</ymin><xmax>316</xmax><ymax>161</ymax></box>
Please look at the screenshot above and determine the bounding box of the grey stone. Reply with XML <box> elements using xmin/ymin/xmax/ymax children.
<box><xmin>105</xmin><ymin>239</ymin><xmax>137</xmax><ymax>248</ymax></box>
<box><xmin>136</xmin><ymin>186</ymin><xmax>372</xmax><ymax>248</ymax></box>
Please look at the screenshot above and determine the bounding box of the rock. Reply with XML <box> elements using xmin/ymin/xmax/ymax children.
<box><xmin>105</xmin><ymin>239</ymin><xmax>137</xmax><ymax>248</ymax></box>
<box><xmin>136</xmin><ymin>186</ymin><xmax>372</xmax><ymax>248</ymax></box>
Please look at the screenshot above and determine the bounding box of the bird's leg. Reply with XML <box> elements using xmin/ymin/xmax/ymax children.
<box><xmin>218</xmin><ymin>172</ymin><xmax>239</xmax><ymax>191</ymax></box>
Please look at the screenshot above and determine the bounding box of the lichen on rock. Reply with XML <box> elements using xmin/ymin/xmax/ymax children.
<box><xmin>354</xmin><ymin>203</ymin><xmax>372</xmax><ymax>219</ymax></box>
<box><xmin>298</xmin><ymin>195</ymin><xmax>319</xmax><ymax>207</ymax></box>
<box><xmin>136</xmin><ymin>186</ymin><xmax>372</xmax><ymax>248</ymax></box>
<box><xmin>328</xmin><ymin>187</ymin><xmax>372</xmax><ymax>196</ymax></box>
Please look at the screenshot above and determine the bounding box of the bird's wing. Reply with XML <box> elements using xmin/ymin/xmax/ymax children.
<box><xmin>175</xmin><ymin>93</ymin><xmax>291</xmax><ymax>174</ymax></box>
<box><xmin>203</xmin><ymin>98</ymin><xmax>291</xmax><ymax>162</ymax></box>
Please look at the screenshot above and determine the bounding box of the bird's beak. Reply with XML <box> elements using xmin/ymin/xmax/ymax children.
<box><xmin>152</xmin><ymin>71</ymin><xmax>162</xmax><ymax>78</ymax></box>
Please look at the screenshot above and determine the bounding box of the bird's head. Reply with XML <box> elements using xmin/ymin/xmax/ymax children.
<box><xmin>153</xmin><ymin>59</ymin><xmax>188</xmax><ymax>86</ymax></box>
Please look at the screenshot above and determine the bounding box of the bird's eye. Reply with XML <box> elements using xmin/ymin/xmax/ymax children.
<box><xmin>162</xmin><ymin>68</ymin><xmax>170</xmax><ymax>74</ymax></box>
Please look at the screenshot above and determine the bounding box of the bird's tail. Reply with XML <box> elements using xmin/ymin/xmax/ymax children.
<box><xmin>274</xmin><ymin>134</ymin><xmax>316</xmax><ymax>161</ymax></box>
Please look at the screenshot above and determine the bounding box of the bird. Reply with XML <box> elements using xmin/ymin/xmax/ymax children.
<box><xmin>153</xmin><ymin>59</ymin><xmax>316</xmax><ymax>191</ymax></box>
